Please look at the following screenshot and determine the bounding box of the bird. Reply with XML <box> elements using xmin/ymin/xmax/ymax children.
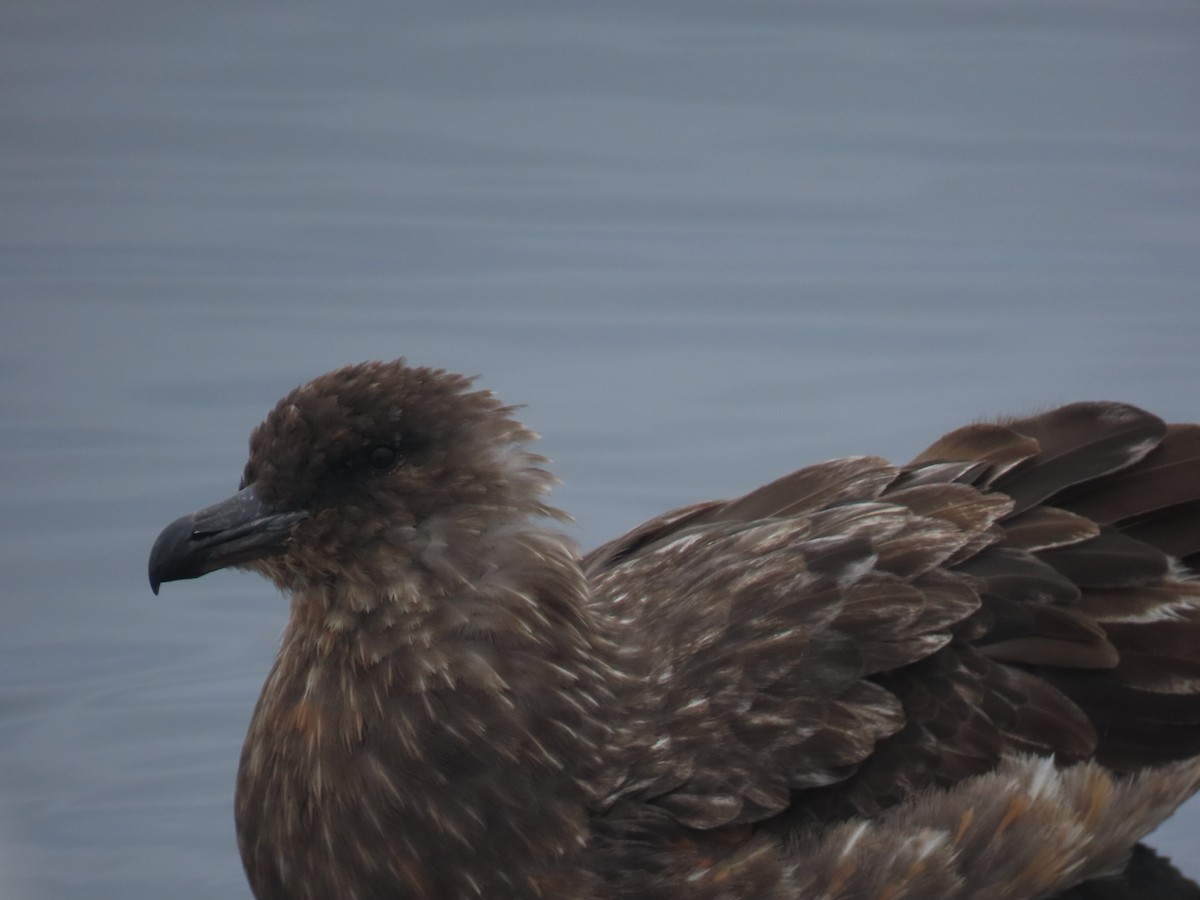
<box><xmin>148</xmin><ymin>359</ymin><xmax>1200</xmax><ymax>900</ymax></box>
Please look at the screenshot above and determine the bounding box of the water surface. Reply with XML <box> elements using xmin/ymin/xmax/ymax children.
<box><xmin>3</xmin><ymin>2</ymin><xmax>1199</xmax><ymax>897</ymax></box>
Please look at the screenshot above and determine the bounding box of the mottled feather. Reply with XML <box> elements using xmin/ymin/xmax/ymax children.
<box><xmin>147</xmin><ymin>363</ymin><xmax>1200</xmax><ymax>900</ymax></box>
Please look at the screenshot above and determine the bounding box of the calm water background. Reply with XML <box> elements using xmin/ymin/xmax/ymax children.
<box><xmin>3</xmin><ymin>2</ymin><xmax>1199</xmax><ymax>897</ymax></box>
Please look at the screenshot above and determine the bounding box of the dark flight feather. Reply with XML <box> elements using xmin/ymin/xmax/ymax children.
<box><xmin>989</xmin><ymin>402</ymin><xmax>1166</xmax><ymax>513</ymax></box>
<box><xmin>1121</xmin><ymin>500</ymin><xmax>1200</xmax><ymax>567</ymax></box>
<box><xmin>1057</xmin><ymin>425</ymin><xmax>1200</xmax><ymax>523</ymax></box>
<box><xmin>147</xmin><ymin>363</ymin><xmax>1200</xmax><ymax>900</ymax></box>
<box><xmin>998</xmin><ymin>506</ymin><xmax>1101</xmax><ymax>552</ymax></box>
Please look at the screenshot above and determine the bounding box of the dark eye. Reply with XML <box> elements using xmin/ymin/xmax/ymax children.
<box><xmin>368</xmin><ymin>446</ymin><xmax>396</xmax><ymax>470</ymax></box>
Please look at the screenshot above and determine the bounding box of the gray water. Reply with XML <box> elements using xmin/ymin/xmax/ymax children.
<box><xmin>3</xmin><ymin>2</ymin><xmax>1200</xmax><ymax>897</ymax></box>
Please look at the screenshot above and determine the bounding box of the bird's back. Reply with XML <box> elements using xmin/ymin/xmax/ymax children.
<box><xmin>580</xmin><ymin>402</ymin><xmax>1200</xmax><ymax>898</ymax></box>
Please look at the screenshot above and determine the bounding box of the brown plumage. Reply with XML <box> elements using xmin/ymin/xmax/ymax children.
<box><xmin>147</xmin><ymin>360</ymin><xmax>1200</xmax><ymax>899</ymax></box>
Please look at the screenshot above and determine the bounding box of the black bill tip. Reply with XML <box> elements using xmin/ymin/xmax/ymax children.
<box><xmin>149</xmin><ymin>486</ymin><xmax>308</xmax><ymax>593</ymax></box>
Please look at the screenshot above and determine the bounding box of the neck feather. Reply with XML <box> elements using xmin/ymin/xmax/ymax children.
<box><xmin>236</xmin><ymin>524</ymin><xmax>619</xmax><ymax>900</ymax></box>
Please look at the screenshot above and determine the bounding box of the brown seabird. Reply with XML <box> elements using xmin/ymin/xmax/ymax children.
<box><xmin>148</xmin><ymin>360</ymin><xmax>1200</xmax><ymax>899</ymax></box>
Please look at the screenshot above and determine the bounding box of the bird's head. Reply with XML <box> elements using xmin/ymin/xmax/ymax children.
<box><xmin>148</xmin><ymin>360</ymin><xmax>558</xmax><ymax>597</ymax></box>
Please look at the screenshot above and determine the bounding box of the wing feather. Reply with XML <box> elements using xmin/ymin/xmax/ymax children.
<box><xmin>585</xmin><ymin>400</ymin><xmax>1200</xmax><ymax>889</ymax></box>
